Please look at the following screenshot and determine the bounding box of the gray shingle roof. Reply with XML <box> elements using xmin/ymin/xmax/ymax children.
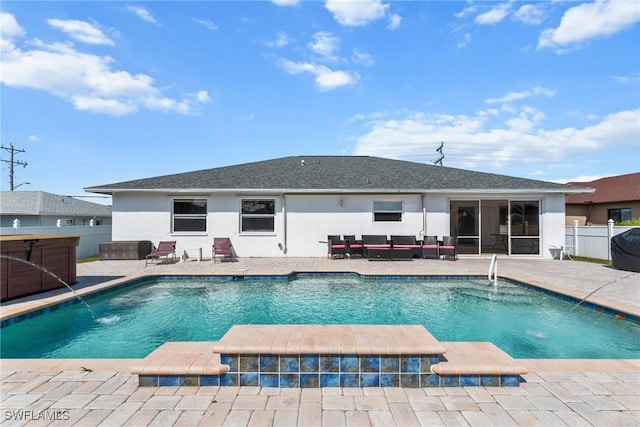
<box><xmin>85</xmin><ymin>155</ymin><xmax>586</xmax><ymax>194</ymax></box>
<box><xmin>0</xmin><ymin>191</ymin><xmax>112</xmax><ymax>216</ymax></box>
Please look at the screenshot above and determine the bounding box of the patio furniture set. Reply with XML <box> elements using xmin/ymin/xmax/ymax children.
<box><xmin>145</xmin><ymin>238</ymin><xmax>236</xmax><ymax>266</ymax></box>
<box><xmin>328</xmin><ymin>235</ymin><xmax>457</xmax><ymax>261</ymax></box>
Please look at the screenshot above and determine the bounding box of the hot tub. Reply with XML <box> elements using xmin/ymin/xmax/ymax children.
<box><xmin>0</xmin><ymin>234</ymin><xmax>79</xmax><ymax>301</ymax></box>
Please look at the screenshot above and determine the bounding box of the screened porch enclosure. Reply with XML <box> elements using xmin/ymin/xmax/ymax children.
<box><xmin>449</xmin><ymin>200</ymin><xmax>540</xmax><ymax>255</ymax></box>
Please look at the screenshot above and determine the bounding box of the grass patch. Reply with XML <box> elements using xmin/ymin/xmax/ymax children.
<box><xmin>77</xmin><ymin>256</ymin><xmax>100</xmax><ymax>263</ymax></box>
<box><xmin>617</xmin><ymin>218</ymin><xmax>640</xmax><ymax>226</ymax></box>
<box><xmin>571</xmin><ymin>256</ymin><xmax>611</xmax><ymax>265</ymax></box>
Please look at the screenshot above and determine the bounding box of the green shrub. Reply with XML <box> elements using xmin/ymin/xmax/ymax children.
<box><xmin>617</xmin><ymin>218</ymin><xmax>640</xmax><ymax>226</ymax></box>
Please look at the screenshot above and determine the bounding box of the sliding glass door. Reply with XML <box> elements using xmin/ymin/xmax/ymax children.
<box><xmin>450</xmin><ymin>200</ymin><xmax>480</xmax><ymax>255</ymax></box>
<box><xmin>449</xmin><ymin>199</ymin><xmax>541</xmax><ymax>255</ymax></box>
<box><xmin>509</xmin><ymin>200</ymin><xmax>540</xmax><ymax>255</ymax></box>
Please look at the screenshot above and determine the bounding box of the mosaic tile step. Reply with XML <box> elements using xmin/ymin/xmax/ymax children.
<box><xmin>431</xmin><ymin>342</ymin><xmax>528</xmax><ymax>376</ymax></box>
<box><xmin>131</xmin><ymin>328</ymin><xmax>526</xmax><ymax>387</ymax></box>
<box><xmin>218</xmin><ymin>352</ymin><xmax>443</xmax><ymax>388</ymax></box>
<box><xmin>210</xmin><ymin>324</ymin><xmax>448</xmax><ymax>355</ymax></box>
<box><xmin>130</xmin><ymin>342</ymin><xmax>228</xmax><ymax>376</ymax></box>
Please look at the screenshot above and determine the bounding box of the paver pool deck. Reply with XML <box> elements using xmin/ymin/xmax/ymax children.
<box><xmin>1</xmin><ymin>257</ymin><xmax>639</xmax><ymax>426</ymax></box>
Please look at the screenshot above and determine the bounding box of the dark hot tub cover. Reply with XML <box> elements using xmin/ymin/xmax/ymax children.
<box><xmin>611</xmin><ymin>228</ymin><xmax>640</xmax><ymax>273</ymax></box>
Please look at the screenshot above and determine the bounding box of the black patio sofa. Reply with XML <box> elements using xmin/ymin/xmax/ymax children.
<box><xmin>362</xmin><ymin>235</ymin><xmax>391</xmax><ymax>260</ymax></box>
<box><xmin>390</xmin><ymin>235</ymin><xmax>422</xmax><ymax>259</ymax></box>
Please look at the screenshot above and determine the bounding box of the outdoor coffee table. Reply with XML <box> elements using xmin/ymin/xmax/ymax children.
<box><xmin>367</xmin><ymin>247</ymin><xmax>390</xmax><ymax>261</ymax></box>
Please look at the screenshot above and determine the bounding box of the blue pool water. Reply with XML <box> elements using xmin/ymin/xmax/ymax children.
<box><xmin>2</xmin><ymin>275</ymin><xmax>638</xmax><ymax>359</ymax></box>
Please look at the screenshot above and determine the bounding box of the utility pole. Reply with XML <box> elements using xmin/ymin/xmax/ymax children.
<box><xmin>433</xmin><ymin>142</ymin><xmax>445</xmax><ymax>166</ymax></box>
<box><xmin>0</xmin><ymin>144</ymin><xmax>28</xmax><ymax>191</ymax></box>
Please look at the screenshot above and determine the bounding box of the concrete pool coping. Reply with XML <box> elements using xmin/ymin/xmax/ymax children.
<box><xmin>1</xmin><ymin>257</ymin><xmax>639</xmax><ymax>425</ymax></box>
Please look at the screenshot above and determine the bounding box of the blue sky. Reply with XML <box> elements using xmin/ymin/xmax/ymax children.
<box><xmin>1</xmin><ymin>0</ymin><xmax>639</xmax><ymax>204</ymax></box>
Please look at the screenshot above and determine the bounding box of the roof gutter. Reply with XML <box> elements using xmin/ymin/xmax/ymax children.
<box><xmin>85</xmin><ymin>187</ymin><xmax>594</xmax><ymax>196</ymax></box>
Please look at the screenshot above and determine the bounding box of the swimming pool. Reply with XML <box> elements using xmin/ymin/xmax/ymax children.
<box><xmin>2</xmin><ymin>274</ymin><xmax>638</xmax><ymax>359</ymax></box>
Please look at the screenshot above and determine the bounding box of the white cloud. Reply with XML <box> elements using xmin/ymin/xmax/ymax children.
<box><xmin>194</xmin><ymin>19</ymin><xmax>218</xmax><ymax>30</ymax></box>
<box><xmin>279</xmin><ymin>59</ymin><xmax>358</xmax><ymax>91</ymax></box>
<box><xmin>325</xmin><ymin>0</ymin><xmax>389</xmax><ymax>27</ymax></box>
<box><xmin>352</xmin><ymin>104</ymin><xmax>640</xmax><ymax>171</ymax></box>
<box><xmin>485</xmin><ymin>87</ymin><xmax>555</xmax><ymax>105</ymax></box>
<box><xmin>71</xmin><ymin>95</ymin><xmax>137</xmax><ymax>115</ymax></box>
<box><xmin>352</xmin><ymin>48</ymin><xmax>374</xmax><ymax>66</ymax></box>
<box><xmin>264</xmin><ymin>32</ymin><xmax>294</xmax><ymax>48</ymax></box>
<box><xmin>513</xmin><ymin>4</ymin><xmax>545</xmax><ymax>26</ymax></box>
<box><xmin>387</xmin><ymin>13</ymin><xmax>401</xmax><ymax>30</ymax></box>
<box><xmin>47</xmin><ymin>19</ymin><xmax>114</xmax><ymax>46</ymax></box>
<box><xmin>126</xmin><ymin>6</ymin><xmax>157</xmax><ymax>24</ymax></box>
<box><xmin>457</xmin><ymin>33</ymin><xmax>471</xmax><ymax>49</ymax></box>
<box><xmin>194</xmin><ymin>90</ymin><xmax>210</xmax><ymax>103</ymax></box>
<box><xmin>612</xmin><ymin>74</ymin><xmax>640</xmax><ymax>84</ymax></box>
<box><xmin>271</xmin><ymin>0</ymin><xmax>299</xmax><ymax>6</ymax></box>
<box><xmin>563</xmin><ymin>174</ymin><xmax>609</xmax><ymax>183</ymax></box>
<box><xmin>0</xmin><ymin>13</ymin><xmax>209</xmax><ymax>116</ymax></box>
<box><xmin>28</xmin><ymin>134</ymin><xmax>40</xmax><ymax>142</ymax></box>
<box><xmin>455</xmin><ymin>5</ymin><xmax>477</xmax><ymax>19</ymax></box>
<box><xmin>308</xmin><ymin>31</ymin><xmax>340</xmax><ymax>61</ymax></box>
<box><xmin>1</xmin><ymin>12</ymin><xmax>25</xmax><ymax>38</ymax></box>
<box><xmin>475</xmin><ymin>3</ymin><xmax>511</xmax><ymax>25</ymax></box>
<box><xmin>538</xmin><ymin>0</ymin><xmax>640</xmax><ymax>51</ymax></box>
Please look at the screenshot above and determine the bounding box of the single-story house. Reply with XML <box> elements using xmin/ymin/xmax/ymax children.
<box><xmin>85</xmin><ymin>156</ymin><xmax>591</xmax><ymax>259</ymax></box>
<box><xmin>0</xmin><ymin>191</ymin><xmax>112</xmax><ymax>228</ymax></box>
<box><xmin>566</xmin><ymin>172</ymin><xmax>640</xmax><ymax>225</ymax></box>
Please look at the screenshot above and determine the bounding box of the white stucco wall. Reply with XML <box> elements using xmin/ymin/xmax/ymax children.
<box><xmin>110</xmin><ymin>191</ymin><xmax>567</xmax><ymax>258</ymax></box>
<box><xmin>285</xmin><ymin>194</ymin><xmax>425</xmax><ymax>257</ymax></box>
<box><xmin>541</xmin><ymin>194</ymin><xmax>567</xmax><ymax>257</ymax></box>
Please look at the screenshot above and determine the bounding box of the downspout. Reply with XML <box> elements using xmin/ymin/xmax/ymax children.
<box><xmin>281</xmin><ymin>194</ymin><xmax>288</xmax><ymax>255</ymax></box>
<box><xmin>585</xmin><ymin>201</ymin><xmax>593</xmax><ymax>225</ymax></box>
<box><xmin>421</xmin><ymin>194</ymin><xmax>427</xmax><ymax>238</ymax></box>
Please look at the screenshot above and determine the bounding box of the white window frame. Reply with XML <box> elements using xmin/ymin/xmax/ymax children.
<box><xmin>172</xmin><ymin>198</ymin><xmax>207</xmax><ymax>234</ymax></box>
<box><xmin>240</xmin><ymin>199</ymin><xmax>276</xmax><ymax>234</ymax></box>
<box><xmin>373</xmin><ymin>200</ymin><xmax>403</xmax><ymax>222</ymax></box>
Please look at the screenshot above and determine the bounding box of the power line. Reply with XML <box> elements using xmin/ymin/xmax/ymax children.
<box><xmin>0</xmin><ymin>144</ymin><xmax>28</xmax><ymax>191</ymax></box>
<box><xmin>358</xmin><ymin>141</ymin><xmax>567</xmax><ymax>164</ymax></box>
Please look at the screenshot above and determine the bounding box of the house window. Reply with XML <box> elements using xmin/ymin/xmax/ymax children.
<box><xmin>173</xmin><ymin>199</ymin><xmax>207</xmax><ymax>232</ymax></box>
<box><xmin>58</xmin><ymin>219</ymin><xmax>74</xmax><ymax>226</ymax></box>
<box><xmin>373</xmin><ymin>201</ymin><xmax>403</xmax><ymax>222</ymax></box>
<box><xmin>609</xmin><ymin>208</ymin><xmax>632</xmax><ymax>223</ymax></box>
<box><xmin>241</xmin><ymin>199</ymin><xmax>275</xmax><ymax>232</ymax></box>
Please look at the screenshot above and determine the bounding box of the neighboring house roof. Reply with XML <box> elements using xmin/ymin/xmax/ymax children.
<box><xmin>85</xmin><ymin>156</ymin><xmax>589</xmax><ymax>195</ymax></box>
<box><xmin>566</xmin><ymin>172</ymin><xmax>640</xmax><ymax>205</ymax></box>
<box><xmin>0</xmin><ymin>191</ymin><xmax>112</xmax><ymax>217</ymax></box>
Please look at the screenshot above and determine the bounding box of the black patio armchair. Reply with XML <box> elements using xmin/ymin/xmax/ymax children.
<box><xmin>343</xmin><ymin>235</ymin><xmax>363</xmax><ymax>258</ymax></box>
<box><xmin>422</xmin><ymin>235</ymin><xmax>439</xmax><ymax>259</ymax></box>
<box><xmin>327</xmin><ymin>235</ymin><xmax>347</xmax><ymax>259</ymax></box>
<box><xmin>439</xmin><ymin>236</ymin><xmax>457</xmax><ymax>260</ymax></box>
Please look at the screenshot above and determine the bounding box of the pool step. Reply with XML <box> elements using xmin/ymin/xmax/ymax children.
<box><xmin>131</xmin><ymin>342</ymin><xmax>228</xmax><ymax>387</ymax></box>
<box><xmin>210</xmin><ymin>324</ymin><xmax>448</xmax><ymax>355</ymax></box>
<box><xmin>131</xmin><ymin>326</ymin><xmax>527</xmax><ymax>387</ymax></box>
<box><xmin>431</xmin><ymin>342</ymin><xmax>528</xmax><ymax>387</ymax></box>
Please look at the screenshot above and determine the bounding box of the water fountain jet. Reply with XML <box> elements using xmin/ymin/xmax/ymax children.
<box><xmin>1</xmin><ymin>254</ymin><xmax>99</xmax><ymax>322</ymax></box>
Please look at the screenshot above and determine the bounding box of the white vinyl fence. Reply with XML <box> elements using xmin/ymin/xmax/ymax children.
<box><xmin>565</xmin><ymin>219</ymin><xmax>636</xmax><ymax>260</ymax></box>
<box><xmin>0</xmin><ymin>224</ymin><xmax>112</xmax><ymax>259</ymax></box>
